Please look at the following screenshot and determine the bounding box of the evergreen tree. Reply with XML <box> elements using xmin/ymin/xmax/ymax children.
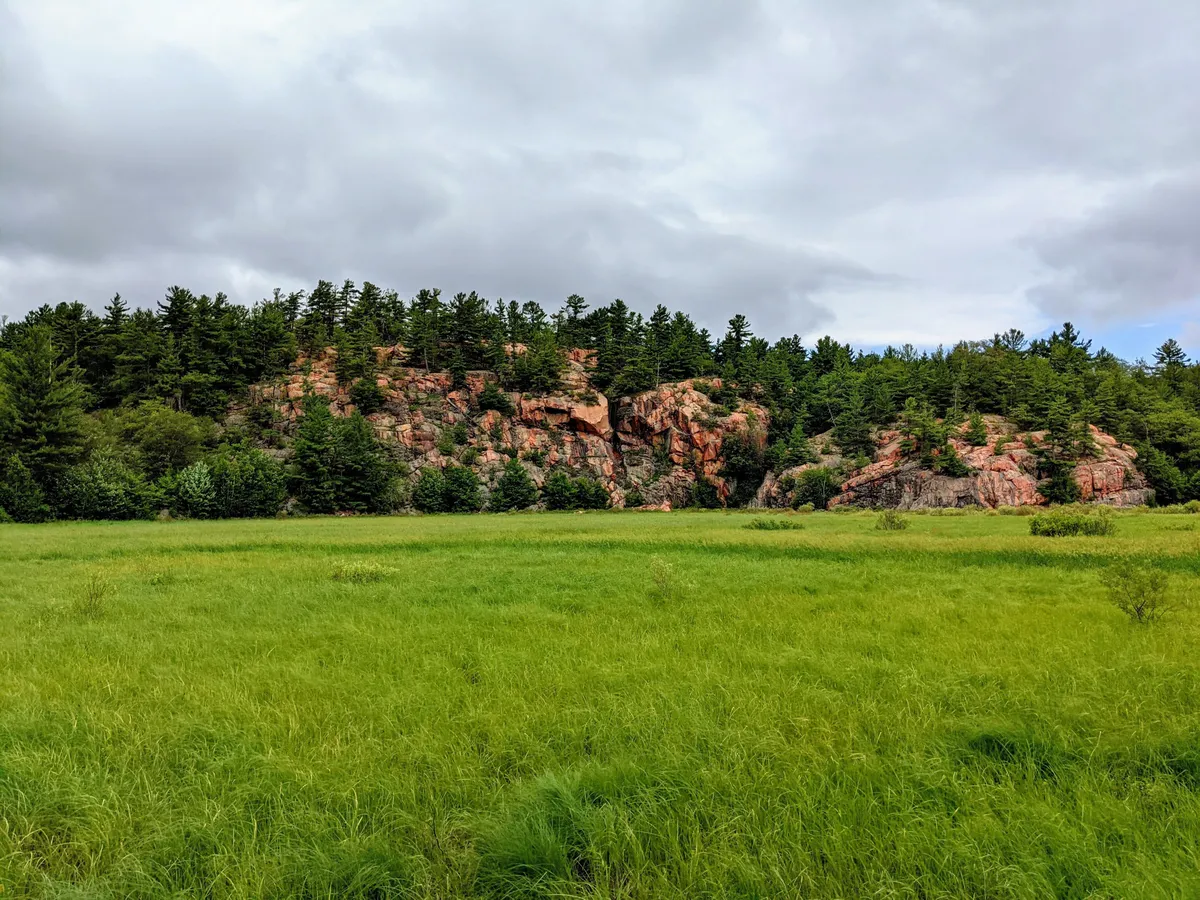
<box><xmin>413</xmin><ymin>468</ymin><xmax>447</xmax><ymax>513</ymax></box>
<box><xmin>964</xmin><ymin>411</ymin><xmax>988</xmax><ymax>445</ymax></box>
<box><xmin>833</xmin><ymin>389</ymin><xmax>873</xmax><ymax>458</ymax></box>
<box><xmin>0</xmin><ymin>325</ymin><xmax>86</xmax><ymax>488</ymax></box>
<box><xmin>0</xmin><ymin>453</ymin><xmax>52</xmax><ymax>522</ymax></box>
<box><xmin>331</xmin><ymin>414</ymin><xmax>394</xmax><ymax>513</ymax></box>
<box><xmin>490</xmin><ymin>459</ymin><xmax>538</xmax><ymax>511</ymax></box>
<box><xmin>290</xmin><ymin>396</ymin><xmax>337</xmax><ymax>513</ymax></box>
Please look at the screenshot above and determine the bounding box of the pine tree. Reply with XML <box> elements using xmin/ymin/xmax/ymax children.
<box><xmin>0</xmin><ymin>453</ymin><xmax>51</xmax><ymax>522</ymax></box>
<box><xmin>290</xmin><ymin>396</ymin><xmax>337</xmax><ymax>513</ymax></box>
<box><xmin>783</xmin><ymin>421</ymin><xmax>817</xmax><ymax>467</ymax></box>
<box><xmin>833</xmin><ymin>389</ymin><xmax>873</xmax><ymax>458</ymax></box>
<box><xmin>0</xmin><ymin>325</ymin><xmax>86</xmax><ymax>487</ymax></box>
<box><xmin>964</xmin><ymin>410</ymin><xmax>988</xmax><ymax>445</ymax></box>
<box><xmin>331</xmin><ymin>414</ymin><xmax>394</xmax><ymax>513</ymax></box>
<box><xmin>490</xmin><ymin>459</ymin><xmax>538</xmax><ymax>511</ymax></box>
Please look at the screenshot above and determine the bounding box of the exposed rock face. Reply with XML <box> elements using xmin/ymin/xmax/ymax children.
<box><xmin>615</xmin><ymin>380</ymin><xmax>769</xmax><ymax>505</ymax></box>
<box><xmin>757</xmin><ymin>415</ymin><xmax>1150</xmax><ymax>510</ymax></box>
<box><xmin>249</xmin><ymin>352</ymin><xmax>764</xmax><ymax>507</ymax></box>
<box><xmin>249</xmin><ymin>358</ymin><xmax>1150</xmax><ymax>511</ymax></box>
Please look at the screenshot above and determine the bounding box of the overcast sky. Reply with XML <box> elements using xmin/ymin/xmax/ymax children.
<box><xmin>2</xmin><ymin>1</ymin><xmax>1198</xmax><ymax>357</ymax></box>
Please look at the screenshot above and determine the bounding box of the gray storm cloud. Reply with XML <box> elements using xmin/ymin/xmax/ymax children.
<box><xmin>2</xmin><ymin>0</ymin><xmax>1198</xmax><ymax>343</ymax></box>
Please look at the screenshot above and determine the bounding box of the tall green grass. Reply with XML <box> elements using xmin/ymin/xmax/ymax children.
<box><xmin>1</xmin><ymin>511</ymin><xmax>1198</xmax><ymax>897</ymax></box>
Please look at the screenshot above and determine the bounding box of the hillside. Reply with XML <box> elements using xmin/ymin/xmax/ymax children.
<box><xmin>242</xmin><ymin>346</ymin><xmax>1151</xmax><ymax>510</ymax></box>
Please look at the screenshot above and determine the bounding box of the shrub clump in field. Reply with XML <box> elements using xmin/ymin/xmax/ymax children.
<box><xmin>744</xmin><ymin>517</ymin><xmax>804</xmax><ymax>531</ymax></box>
<box><xmin>74</xmin><ymin>571</ymin><xmax>114</xmax><ymax>619</ymax></box>
<box><xmin>648</xmin><ymin>555</ymin><xmax>685</xmax><ymax>603</ymax></box>
<box><xmin>1107</xmin><ymin>558</ymin><xmax>1172</xmax><ymax>624</ymax></box>
<box><xmin>1029</xmin><ymin>509</ymin><xmax>1115</xmax><ymax>537</ymax></box>
<box><xmin>332</xmin><ymin>561</ymin><xmax>395</xmax><ymax>583</ymax></box>
<box><xmin>875</xmin><ymin>509</ymin><xmax>908</xmax><ymax>531</ymax></box>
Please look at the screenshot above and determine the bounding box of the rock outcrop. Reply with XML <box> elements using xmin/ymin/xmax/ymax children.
<box><xmin>757</xmin><ymin>415</ymin><xmax>1151</xmax><ymax>510</ymax></box>
<box><xmin>246</xmin><ymin>350</ymin><xmax>764</xmax><ymax>508</ymax></box>
<box><xmin>247</xmin><ymin>356</ymin><xmax>1150</xmax><ymax>511</ymax></box>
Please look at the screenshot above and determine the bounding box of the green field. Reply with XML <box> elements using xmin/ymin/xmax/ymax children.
<box><xmin>2</xmin><ymin>511</ymin><xmax>1199</xmax><ymax>898</ymax></box>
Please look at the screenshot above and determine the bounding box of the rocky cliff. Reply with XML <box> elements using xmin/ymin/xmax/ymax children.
<box><xmin>756</xmin><ymin>415</ymin><xmax>1151</xmax><ymax>510</ymax></box>
<box><xmin>247</xmin><ymin>348</ymin><xmax>766</xmax><ymax>509</ymax></box>
<box><xmin>246</xmin><ymin>354</ymin><xmax>1150</xmax><ymax>511</ymax></box>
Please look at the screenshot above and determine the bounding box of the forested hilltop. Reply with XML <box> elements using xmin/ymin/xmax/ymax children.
<box><xmin>1</xmin><ymin>281</ymin><xmax>1198</xmax><ymax>522</ymax></box>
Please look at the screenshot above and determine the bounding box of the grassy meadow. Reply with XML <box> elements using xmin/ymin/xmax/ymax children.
<box><xmin>1</xmin><ymin>510</ymin><xmax>1199</xmax><ymax>898</ymax></box>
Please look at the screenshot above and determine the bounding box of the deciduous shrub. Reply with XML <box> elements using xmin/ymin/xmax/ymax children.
<box><xmin>623</xmin><ymin>488</ymin><xmax>645</xmax><ymax>508</ymax></box>
<box><xmin>792</xmin><ymin>467</ymin><xmax>840</xmax><ymax>510</ymax></box>
<box><xmin>1107</xmin><ymin>559</ymin><xmax>1171</xmax><ymax>624</ymax></box>
<box><xmin>332</xmin><ymin>561</ymin><xmax>395</xmax><ymax>583</ymax></box>
<box><xmin>745</xmin><ymin>518</ymin><xmax>803</xmax><ymax>531</ymax></box>
<box><xmin>875</xmin><ymin>509</ymin><xmax>908</xmax><ymax>531</ymax></box>
<box><xmin>209</xmin><ymin>446</ymin><xmax>288</xmax><ymax>518</ymax></box>
<box><xmin>168</xmin><ymin>461</ymin><xmax>217</xmax><ymax>519</ymax></box>
<box><xmin>1029</xmin><ymin>510</ymin><xmax>1115</xmax><ymax>537</ymax></box>
<box><xmin>59</xmin><ymin>452</ymin><xmax>156</xmax><ymax>520</ymax></box>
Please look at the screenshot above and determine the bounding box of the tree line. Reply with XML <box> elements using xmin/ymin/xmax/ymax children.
<box><xmin>1</xmin><ymin>280</ymin><xmax>1198</xmax><ymax>521</ymax></box>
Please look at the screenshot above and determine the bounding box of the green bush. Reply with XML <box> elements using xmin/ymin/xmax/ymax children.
<box><xmin>349</xmin><ymin>379</ymin><xmax>385</xmax><ymax>416</ymax></box>
<box><xmin>442</xmin><ymin>464</ymin><xmax>482</xmax><ymax>512</ymax></box>
<box><xmin>792</xmin><ymin>467</ymin><xmax>840</xmax><ymax>510</ymax></box>
<box><xmin>0</xmin><ymin>453</ymin><xmax>51</xmax><ymax>522</ymax></box>
<box><xmin>543</xmin><ymin>471</ymin><xmax>611</xmax><ymax>510</ymax></box>
<box><xmin>1038</xmin><ymin>457</ymin><xmax>1082</xmax><ymax>504</ymax></box>
<box><xmin>964</xmin><ymin>411</ymin><xmax>988</xmax><ymax>446</ymax></box>
<box><xmin>290</xmin><ymin>405</ymin><xmax>396</xmax><ymax>514</ymax></box>
<box><xmin>59</xmin><ymin>452</ymin><xmax>156</xmax><ymax>521</ymax></box>
<box><xmin>490</xmin><ymin>459</ymin><xmax>538</xmax><ymax>512</ymax></box>
<box><xmin>332</xmin><ymin>561</ymin><xmax>396</xmax><ymax>583</ymax></box>
<box><xmin>168</xmin><ymin>461</ymin><xmax>217</xmax><ymax>519</ymax></box>
<box><xmin>1107</xmin><ymin>558</ymin><xmax>1171</xmax><ymax>624</ymax></box>
<box><xmin>689</xmin><ymin>477</ymin><xmax>722</xmax><ymax>509</ymax></box>
<box><xmin>479</xmin><ymin>381</ymin><xmax>515</xmax><ymax>416</ymax></box>
<box><xmin>875</xmin><ymin>509</ymin><xmax>908</xmax><ymax>531</ymax></box>
<box><xmin>933</xmin><ymin>446</ymin><xmax>972</xmax><ymax>477</ymax></box>
<box><xmin>745</xmin><ymin>518</ymin><xmax>804</xmax><ymax>531</ymax></box>
<box><xmin>543</xmin><ymin>472</ymin><xmax>575</xmax><ymax>511</ymax></box>
<box><xmin>1029</xmin><ymin>510</ymin><xmax>1115</xmax><ymax>537</ymax></box>
<box><xmin>413</xmin><ymin>468</ymin><xmax>446</xmax><ymax>513</ymax></box>
<box><xmin>573</xmin><ymin>477</ymin><xmax>611</xmax><ymax>510</ymax></box>
<box><xmin>209</xmin><ymin>446</ymin><xmax>287</xmax><ymax>518</ymax></box>
<box><xmin>624</xmin><ymin>488</ymin><xmax>645</xmax><ymax>508</ymax></box>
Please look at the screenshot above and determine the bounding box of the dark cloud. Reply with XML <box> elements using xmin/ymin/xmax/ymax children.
<box><xmin>2</xmin><ymin>0</ymin><xmax>1198</xmax><ymax>343</ymax></box>
<box><xmin>1027</xmin><ymin>170</ymin><xmax>1200</xmax><ymax>320</ymax></box>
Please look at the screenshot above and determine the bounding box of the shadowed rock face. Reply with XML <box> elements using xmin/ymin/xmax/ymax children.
<box><xmin>756</xmin><ymin>415</ymin><xmax>1151</xmax><ymax>510</ymax></box>
<box><xmin>245</xmin><ymin>350</ymin><xmax>765</xmax><ymax>509</ymax></box>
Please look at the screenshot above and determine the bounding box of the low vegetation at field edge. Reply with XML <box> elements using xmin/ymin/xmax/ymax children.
<box><xmin>1</xmin><ymin>510</ymin><xmax>1199</xmax><ymax>898</ymax></box>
